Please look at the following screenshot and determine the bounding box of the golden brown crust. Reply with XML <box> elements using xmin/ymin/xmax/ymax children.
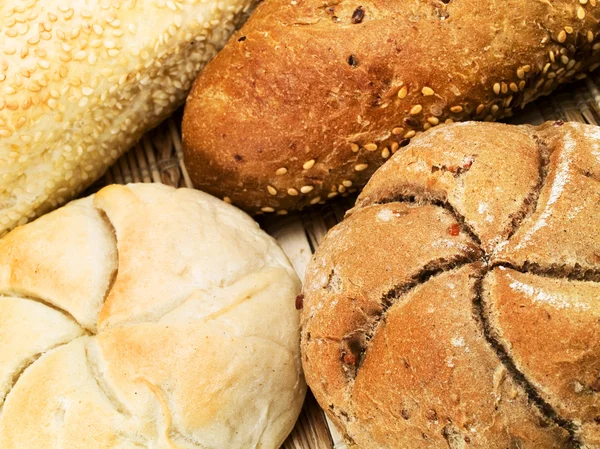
<box><xmin>483</xmin><ymin>268</ymin><xmax>600</xmax><ymax>444</ymax></box>
<box><xmin>301</xmin><ymin>121</ymin><xmax>600</xmax><ymax>448</ymax></box>
<box><xmin>302</xmin><ymin>201</ymin><xmax>482</xmax><ymax>410</ymax></box>
<box><xmin>351</xmin><ymin>265</ymin><xmax>570</xmax><ymax>448</ymax></box>
<box><xmin>353</xmin><ymin>122</ymin><xmax>543</xmax><ymax>252</ymax></box>
<box><xmin>183</xmin><ymin>0</ymin><xmax>600</xmax><ymax>215</ymax></box>
<box><xmin>495</xmin><ymin>122</ymin><xmax>600</xmax><ymax>275</ymax></box>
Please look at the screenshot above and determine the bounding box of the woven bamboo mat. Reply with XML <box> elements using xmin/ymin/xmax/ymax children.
<box><xmin>91</xmin><ymin>70</ymin><xmax>600</xmax><ymax>449</ymax></box>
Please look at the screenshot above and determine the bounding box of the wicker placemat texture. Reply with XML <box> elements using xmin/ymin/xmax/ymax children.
<box><xmin>91</xmin><ymin>71</ymin><xmax>600</xmax><ymax>449</ymax></box>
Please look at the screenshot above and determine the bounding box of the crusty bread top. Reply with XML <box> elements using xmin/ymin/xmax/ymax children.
<box><xmin>0</xmin><ymin>183</ymin><xmax>305</xmax><ymax>449</ymax></box>
<box><xmin>0</xmin><ymin>0</ymin><xmax>258</xmax><ymax>236</ymax></box>
<box><xmin>183</xmin><ymin>0</ymin><xmax>600</xmax><ymax>215</ymax></box>
<box><xmin>301</xmin><ymin>121</ymin><xmax>600</xmax><ymax>448</ymax></box>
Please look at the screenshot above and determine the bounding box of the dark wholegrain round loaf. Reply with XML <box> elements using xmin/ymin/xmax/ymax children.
<box><xmin>301</xmin><ymin>121</ymin><xmax>600</xmax><ymax>448</ymax></box>
<box><xmin>183</xmin><ymin>0</ymin><xmax>600</xmax><ymax>215</ymax></box>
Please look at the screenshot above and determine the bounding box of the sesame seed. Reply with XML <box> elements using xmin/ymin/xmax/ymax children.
<box><xmin>404</xmin><ymin>130</ymin><xmax>416</xmax><ymax>138</ymax></box>
<box><xmin>364</xmin><ymin>143</ymin><xmax>377</xmax><ymax>151</ymax></box>
<box><xmin>578</xmin><ymin>6</ymin><xmax>586</xmax><ymax>19</ymax></box>
<box><xmin>261</xmin><ymin>207</ymin><xmax>275</xmax><ymax>213</ymax></box>
<box><xmin>410</xmin><ymin>104</ymin><xmax>423</xmax><ymax>115</ymax></box>
<box><xmin>288</xmin><ymin>188</ymin><xmax>299</xmax><ymax>196</ymax></box>
<box><xmin>354</xmin><ymin>163</ymin><xmax>368</xmax><ymax>171</ymax></box>
<box><xmin>450</xmin><ymin>105</ymin><xmax>463</xmax><ymax>113</ymax></box>
<box><xmin>518</xmin><ymin>80</ymin><xmax>526</xmax><ymax>90</ymax></box>
<box><xmin>342</xmin><ymin>180</ymin><xmax>353</xmax><ymax>187</ymax></box>
<box><xmin>303</xmin><ymin>159</ymin><xmax>316</xmax><ymax>170</ymax></box>
<box><xmin>381</xmin><ymin>147</ymin><xmax>390</xmax><ymax>159</ymax></box>
<box><xmin>327</xmin><ymin>192</ymin><xmax>338</xmax><ymax>199</ymax></box>
<box><xmin>223</xmin><ymin>196</ymin><xmax>232</xmax><ymax>204</ymax></box>
<box><xmin>517</xmin><ymin>68</ymin><xmax>525</xmax><ymax>79</ymax></box>
<box><xmin>300</xmin><ymin>185</ymin><xmax>314</xmax><ymax>194</ymax></box>
<box><xmin>392</xmin><ymin>127</ymin><xmax>404</xmax><ymax>135</ymax></box>
<box><xmin>560</xmin><ymin>55</ymin><xmax>569</xmax><ymax>65</ymax></box>
<box><xmin>509</xmin><ymin>82</ymin><xmax>519</xmax><ymax>92</ymax></box>
<box><xmin>476</xmin><ymin>104</ymin><xmax>485</xmax><ymax>115</ymax></box>
<box><xmin>557</xmin><ymin>30</ymin><xmax>567</xmax><ymax>42</ymax></box>
<box><xmin>276</xmin><ymin>210</ymin><xmax>288</xmax><ymax>215</ymax></box>
<box><xmin>350</xmin><ymin>143</ymin><xmax>359</xmax><ymax>152</ymax></box>
<box><xmin>493</xmin><ymin>83</ymin><xmax>501</xmax><ymax>95</ymax></box>
<box><xmin>565</xmin><ymin>26</ymin><xmax>574</xmax><ymax>34</ymax></box>
<box><xmin>427</xmin><ymin>116</ymin><xmax>439</xmax><ymax>125</ymax></box>
<box><xmin>338</xmin><ymin>185</ymin><xmax>347</xmax><ymax>193</ymax></box>
<box><xmin>391</xmin><ymin>142</ymin><xmax>400</xmax><ymax>153</ymax></box>
<box><xmin>588</xmin><ymin>31</ymin><xmax>594</xmax><ymax>42</ymax></box>
<box><xmin>267</xmin><ymin>185</ymin><xmax>277</xmax><ymax>195</ymax></box>
<box><xmin>491</xmin><ymin>105</ymin><xmax>499</xmax><ymax>115</ymax></box>
<box><xmin>310</xmin><ymin>196</ymin><xmax>322</xmax><ymax>205</ymax></box>
<box><xmin>445</xmin><ymin>118</ymin><xmax>455</xmax><ymax>124</ymax></box>
<box><xmin>501</xmin><ymin>83</ymin><xmax>508</xmax><ymax>94</ymax></box>
<box><xmin>275</xmin><ymin>167</ymin><xmax>287</xmax><ymax>176</ymax></box>
<box><xmin>421</xmin><ymin>86</ymin><xmax>434</xmax><ymax>96</ymax></box>
<box><xmin>398</xmin><ymin>86</ymin><xmax>408</xmax><ymax>99</ymax></box>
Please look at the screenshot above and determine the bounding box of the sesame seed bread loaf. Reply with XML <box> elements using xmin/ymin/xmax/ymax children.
<box><xmin>0</xmin><ymin>183</ymin><xmax>306</xmax><ymax>449</ymax></box>
<box><xmin>301</xmin><ymin>121</ymin><xmax>600</xmax><ymax>448</ymax></box>
<box><xmin>182</xmin><ymin>0</ymin><xmax>600</xmax><ymax>216</ymax></box>
<box><xmin>0</xmin><ymin>0</ymin><xmax>259</xmax><ymax>236</ymax></box>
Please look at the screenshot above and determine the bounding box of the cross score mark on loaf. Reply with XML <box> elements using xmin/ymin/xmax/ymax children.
<box><xmin>301</xmin><ymin>122</ymin><xmax>600</xmax><ymax>448</ymax></box>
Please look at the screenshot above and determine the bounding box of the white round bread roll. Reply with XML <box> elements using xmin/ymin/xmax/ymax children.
<box><xmin>0</xmin><ymin>183</ymin><xmax>306</xmax><ymax>449</ymax></box>
<box><xmin>0</xmin><ymin>0</ymin><xmax>258</xmax><ymax>236</ymax></box>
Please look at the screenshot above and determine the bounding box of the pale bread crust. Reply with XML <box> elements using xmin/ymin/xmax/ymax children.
<box><xmin>183</xmin><ymin>0</ymin><xmax>600</xmax><ymax>215</ymax></box>
<box><xmin>0</xmin><ymin>183</ymin><xmax>305</xmax><ymax>449</ymax></box>
<box><xmin>0</xmin><ymin>0</ymin><xmax>259</xmax><ymax>236</ymax></box>
<box><xmin>302</xmin><ymin>121</ymin><xmax>600</xmax><ymax>448</ymax></box>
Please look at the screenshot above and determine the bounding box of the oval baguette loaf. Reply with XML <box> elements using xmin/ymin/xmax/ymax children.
<box><xmin>0</xmin><ymin>0</ymin><xmax>259</xmax><ymax>236</ymax></box>
<box><xmin>301</xmin><ymin>121</ymin><xmax>600</xmax><ymax>448</ymax></box>
<box><xmin>0</xmin><ymin>183</ymin><xmax>306</xmax><ymax>449</ymax></box>
<box><xmin>183</xmin><ymin>0</ymin><xmax>600</xmax><ymax>215</ymax></box>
